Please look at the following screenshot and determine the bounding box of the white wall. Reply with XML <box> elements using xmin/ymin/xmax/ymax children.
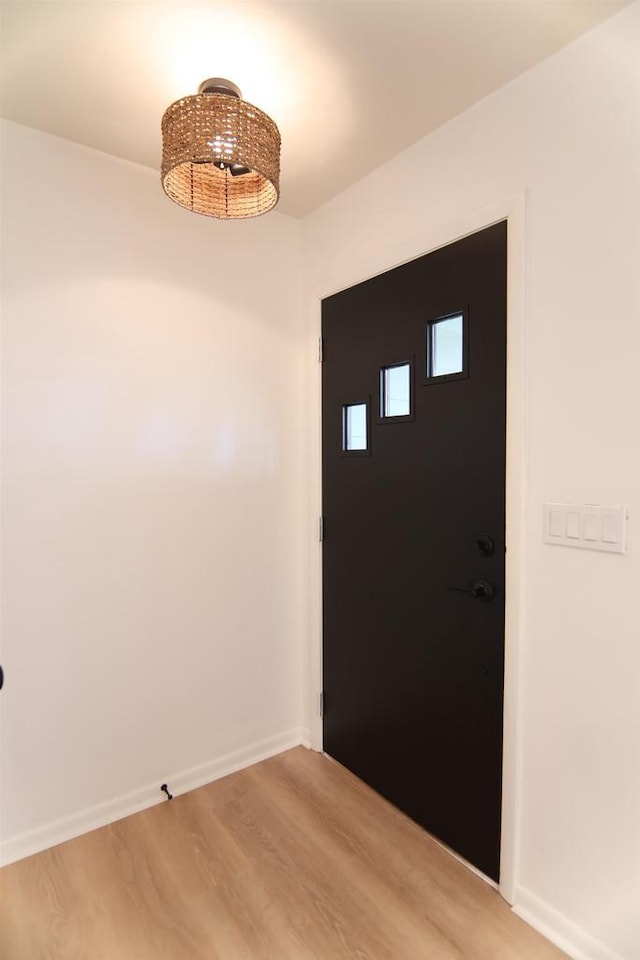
<box><xmin>0</xmin><ymin>120</ymin><xmax>305</xmax><ymax>861</ymax></box>
<box><xmin>302</xmin><ymin>5</ymin><xmax>640</xmax><ymax>960</ymax></box>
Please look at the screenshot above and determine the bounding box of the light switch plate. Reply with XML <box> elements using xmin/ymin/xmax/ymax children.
<box><xmin>543</xmin><ymin>503</ymin><xmax>627</xmax><ymax>554</ymax></box>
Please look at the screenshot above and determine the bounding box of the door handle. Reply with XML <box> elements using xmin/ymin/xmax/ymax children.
<box><xmin>447</xmin><ymin>579</ymin><xmax>495</xmax><ymax>601</ymax></box>
<box><xmin>475</xmin><ymin>535</ymin><xmax>495</xmax><ymax>557</ymax></box>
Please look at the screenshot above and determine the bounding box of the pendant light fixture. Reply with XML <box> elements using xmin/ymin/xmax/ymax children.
<box><xmin>161</xmin><ymin>78</ymin><xmax>280</xmax><ymax>220</ymax></box>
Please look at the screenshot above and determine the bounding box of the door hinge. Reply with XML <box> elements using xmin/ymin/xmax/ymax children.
<box><xmin>319</xmin><ymin>336</ymin><xmax>324</xmax><ymax>363</ymax></box>
<box><xmin>319</xmin><ymin>691</ymin><xmax>325</xmax><ymax>717</ymax></box>
<box><xmin>319</xmin><ymin>516</ymin><xmax>325</xmax><ymax>541</ymax></box>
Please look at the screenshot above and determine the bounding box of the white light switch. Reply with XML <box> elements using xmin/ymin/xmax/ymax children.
<box><xmin>544</xmin><ymin>503</ymin><xmax>627</xmax><ymax>554</ymax></box>
<box><xmin>583</xmin><ymin>514</ymin><xmax>599</xmax><ymax>541</ymax></box>
<box><xmin>602</xmin><ymin>515</ymin><xmax>619</xmax><ymax>544</ymax></box>
<box><xmin>566</xmin><ymin>512</ymin><xmax>581</xmax><ymax>539</ymax></box>
<box><xmin>549</xmin><ymin>510</ymin><xmax>565</xmax><ymax>538</ymax></box>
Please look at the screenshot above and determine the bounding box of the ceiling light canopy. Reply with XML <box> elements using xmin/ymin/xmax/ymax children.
<box><xmin>161</xmin><ymin>78</ymin><xmax>280</xmax><ymax>220</ymax></box>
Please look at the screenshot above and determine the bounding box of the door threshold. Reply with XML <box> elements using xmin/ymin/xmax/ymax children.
<box><xmin>428</xmin><ymin>833</ymin><xmax>499</xmax><ymax>890</ymax></box>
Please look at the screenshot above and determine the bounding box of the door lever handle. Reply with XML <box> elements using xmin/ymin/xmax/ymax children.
<box><xmin>447</xmin><ymin>579</ymin><xmax>495</xmax><ymax>601</ymax></box>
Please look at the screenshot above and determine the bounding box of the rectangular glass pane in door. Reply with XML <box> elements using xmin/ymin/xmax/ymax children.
<box><xmin>429</xmin><ymin>314</ymin><xmax>464</xmax><ymax>377</ymax></box>
<box><xmin>381</xmin><ymin>363</ymin><xmax>411</xmax><ymax>417</ymax></box>
<box><xmin>343</xmin><ymin>402</ymin><xmax>368</xmax><ymax>450</ymax></box>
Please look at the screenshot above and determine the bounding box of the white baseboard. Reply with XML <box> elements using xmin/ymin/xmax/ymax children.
<box><xmin>299</xmin><ymin>725</ymin><xmax>312</xmax><ymax>747</ymax></box>
<box><xmin>0</xmin><ymin>727</ymin><xmax>305</xmax><ymax>867</ymax></box>
<box><xmin>513</xmin><ymin>886</ymin><xmax>628</xmax><ymax>960</ymax></box>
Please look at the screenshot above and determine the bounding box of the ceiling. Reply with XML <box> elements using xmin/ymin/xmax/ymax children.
<box><xmin>0</xmin><ymin>1</ymin><xmax>629</xmax><ymax>218</ymax></box>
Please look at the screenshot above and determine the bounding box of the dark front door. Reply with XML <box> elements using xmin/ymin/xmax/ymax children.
<box><xmin>322</xmin><ymin>221</ymin><xmax>507</xmax><ymax>881</ymax></box>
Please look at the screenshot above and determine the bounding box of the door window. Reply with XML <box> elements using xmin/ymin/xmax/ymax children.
<box><xmin>380</xmin><ymin>362</ymin><xmax>412</xmax><ymax>419</ymax></box>
<box><xmin>426</xmin><ymin>313</ymin><xmax>467</xmax><ymax>381</ymax></box>
<box><xmin>342</xmin><ymin>401</ymin><xmax>369</xmax><ymax>452</ymax></box>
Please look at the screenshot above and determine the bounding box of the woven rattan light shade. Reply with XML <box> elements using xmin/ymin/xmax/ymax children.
<box><xmin>161</xmin><ymin>85</ymin><xmax>280</xmax><ymax>220</ymax></box>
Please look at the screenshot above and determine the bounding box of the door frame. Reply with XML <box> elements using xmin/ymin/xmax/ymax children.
<box><xmin>305</xmin><ymin>193</ymin><xmax>527</xmax><ymax>905</ymax></box>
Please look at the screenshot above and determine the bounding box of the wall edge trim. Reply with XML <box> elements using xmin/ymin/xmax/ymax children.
<box><xmin>513</xmin><ymin>885</ymin><xmax>628</xmax><ymax>960</ymax></box>
<box><xmin>299</xmin><ymin>725</ymin><xmax>312</xmax><ymax>747</ymax></box>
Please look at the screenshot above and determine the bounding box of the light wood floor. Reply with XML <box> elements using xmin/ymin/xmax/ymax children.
<box><xmin>0</xmin><ymin>747</ymin><xmax>566</xmax><ymax>960</ymax></box>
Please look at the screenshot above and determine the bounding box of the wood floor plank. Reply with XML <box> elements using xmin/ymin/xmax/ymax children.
<box><xmin>0</xmin><ymin>747</ymin><xmax>567</xmax><ymax>959</ymax></box>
